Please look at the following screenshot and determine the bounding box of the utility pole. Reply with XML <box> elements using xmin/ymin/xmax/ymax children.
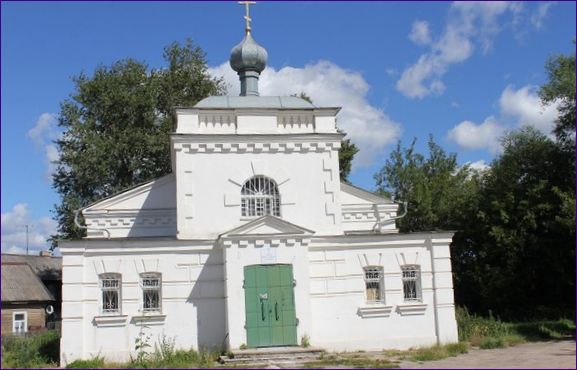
<box><xmin>25</xmin><ymin>224</ymin><xmax>29</xmax><ymax>255</ymax></box>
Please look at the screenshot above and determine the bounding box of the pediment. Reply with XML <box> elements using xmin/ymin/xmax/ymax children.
<box><xmin>83</xmin><ymin>174</ymin><xmax>176</xmax><ymax>213</ymax></box>
<box><xmin>220</xmin><ymin>215</ymin><xmax>314</xmax><ymax>238</ymax></box>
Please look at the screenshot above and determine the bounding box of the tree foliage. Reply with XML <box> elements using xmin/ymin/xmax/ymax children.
<box><xmin>452</xmin><ymin>127</ymin><xmax>575</xmax><ymax>318</ymax></box>
<box><xmin>539</xmin><ymin>47</ymin><xmax>576</xmax><ymax>145</ymax></box>
<box><xmin>52</xmin><ymin>40</ymin><xmax>224</xmax><ymax>246</ymax></box>
<box><xmin>375</xmin><ymin>49</ymin><xmax>576</xmax><ymax>319</ymax></box>
<box><xmin>374</xmin><ymin>136</ymin><xmax>477</xmax><ymax>232</ymax></box>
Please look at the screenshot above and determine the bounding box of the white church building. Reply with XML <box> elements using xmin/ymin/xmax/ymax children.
<box><xmin>59</xmin><ymin>9</ymin><xmax>458</xmax><ymax>365</ymax></box>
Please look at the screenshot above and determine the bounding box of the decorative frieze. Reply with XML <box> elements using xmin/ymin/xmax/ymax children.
<box><xmin>277</xmin><ymin>114</ymin><xmax>314</xmax><ymax>132</ymax></box>
<box><xmin>174</xmin><ymin>141</ymin><xmax>341</xmax><ymax>154</ymax></box>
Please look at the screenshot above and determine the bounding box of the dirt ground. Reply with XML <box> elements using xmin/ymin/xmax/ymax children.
<box><xmin>398</xmin><ymin>340</ymin><xmax>576</xmax><ymax>369</ymax></box>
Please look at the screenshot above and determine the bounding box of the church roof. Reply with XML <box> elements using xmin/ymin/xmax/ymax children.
<box><xmin>194</xmin><ymin>95</ymin><xmax>316</xmax><ymax>109</ymax></box>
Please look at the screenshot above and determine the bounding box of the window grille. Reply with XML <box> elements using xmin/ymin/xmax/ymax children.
<box><xmin>241</xmin><ymin>176</ymin><xmax>281</xmax><ymax>217</ymax></box>
<box><xmin>141</xmin><ymin>273</ymin><xmax>161</xmax><ymax>313</ymax></box>
<box><xmin>364</xmin><ymin>267</ymin><xmax>384</xmax><ymax>303</ymax></box>
<box><xmin>402</xmin><ymin>265</ymin><xmax>422</xmax><ymax>302</ymax></box>
<box><xmin>100</xmin><ymin>274</ymin><xmax>121</xmax><ymax>314</ymax></box>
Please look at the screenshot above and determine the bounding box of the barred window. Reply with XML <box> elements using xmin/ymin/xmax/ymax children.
<box><xmin>141</xmin><ymin>273</ymin><xmax>161</xmax><ymax>313</ymax></box>
<box><xmin>402</xmin><ymin>265</ymin><xmax>422</xmax><ymax>302</ymax></box>
<box><xmin>364</xmin><ymin>267</ymin><xmax>384</xmax><ymax>303</ymax></box>
<box><xmin>100</xmin><ymin>274</ymin><xmax>121</xmax><ymax>314</ymax></box>
<box><xmin>241</xmin><ymin>176</ymin><xmax>281</xmax><ymax>217</ymax></box>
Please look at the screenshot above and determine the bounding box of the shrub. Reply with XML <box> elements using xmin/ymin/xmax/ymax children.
<box><xmin>2</xmin><ymin>331</ymin><xmax>60</xmax><ymax>368</ymax></box>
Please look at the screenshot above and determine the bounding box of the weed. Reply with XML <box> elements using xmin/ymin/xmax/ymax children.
<box><xmin>301</xmin><ymin>334</ymin><xmax>310</xmax><ymax>348</ymax></box>
<box><xmin>2</xmin><ymin>330</ymin><xmax>60</xmax><ymax>368</ymax></box>
<box><xmin>66</xmin><ymin>356</ymin><xmax>105</xmax><ymax>368</ymax></box>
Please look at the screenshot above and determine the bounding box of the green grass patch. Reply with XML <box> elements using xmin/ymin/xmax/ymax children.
<box><xmin>1</xmin><ymin>330</ymin><xmax>60</xmax><ymax>368</ymax></box>
<box><xmin>457</xmin><ymin>306</ymin><xmax>575</xmax><ymax>350</ymax></box>
<box><xmin>407</xmin><ymin>342</ymin><xmax>469</xmax><ymax>362</ymax></box>
<box><xmin>66</xmin><ymin>356</ymin><xmax>106</xmax><ymax>368</ymax></box>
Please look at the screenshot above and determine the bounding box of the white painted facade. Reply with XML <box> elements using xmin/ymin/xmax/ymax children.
<box><xmin>60</xmin><ymin>100</ymin><xmax>459</xmax><ymax>365</ymax></box>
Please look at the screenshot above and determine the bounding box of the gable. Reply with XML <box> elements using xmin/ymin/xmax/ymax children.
<box><xmin>220</xmin><ymin>215</ymin><xmax>314</xmax><ymax>238</ymax></box>
<box><xmin>340</xmin><ymin>182</ymin><xmax>392</xmax><ymax>205</ymax></box>
<box><xmin>84</xmin><ymin>174</ymin><xmax>176</xmax><ymax>213</ymax></box>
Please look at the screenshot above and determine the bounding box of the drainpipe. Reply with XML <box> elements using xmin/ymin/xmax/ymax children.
<box><xmin>74</xmin><ymin>209</ymin><xmax>111</xmax><ymax>239</ymax></box>
<box><xmin>373</xmin><ymin>200</ymin><xmax>408</xmax><ymax>233</ymax></box>
<box><xmin>429</xmin><ymin>236</ymin><xmax>441</xmax><ymax>344</ymax></box>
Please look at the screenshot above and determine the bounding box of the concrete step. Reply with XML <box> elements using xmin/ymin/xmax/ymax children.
<box><xmin>219</xmin><ymin>347</ymin><xmax>324</xmax><ymax>366</ymax></box>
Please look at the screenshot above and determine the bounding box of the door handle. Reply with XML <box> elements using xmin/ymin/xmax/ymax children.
<box><xmin>261</xmin><ymin>300</ymin><xmax>266</xmax><ymax>321</ymax></box>
<box><xmin>275</xmin><ymin>302</ymin><xmax>279</xmax><ymax>321</ymax></box>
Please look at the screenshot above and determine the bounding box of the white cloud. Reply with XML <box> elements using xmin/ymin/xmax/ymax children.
<box><xmin>499</xmin><ymin>85</ymin><xmax>558</xmax><ymax>134</ymax></box>
<box><xmin>409</xmin><ymin>20</ymin><xmax>432</xmax><ymax>45</ymax></box>
<box><xmin>530</xmin><ymin>2</ymin><xmax>556</xmax><ymax>30</ymax></box>
<box><xmin>448</xmin><ymin>116</ymin><xmax>506</xmax><ymax>153</ymax></box>
<box><xmin>467</xmin><ymin>159</ymin><xmax>490</xmax><ymax>172</ymax></box>
<box><xmin>448</xmin><ymin>84</ymin><xmax>559</xmax><ymax>153</ymax></box>
<box><xmin>209</xmin><ymin>61</ymin><xmax>402</xmax><ymax>166</ymax></box>
<box><xmin>397</xmin><ymin>2</ymin><xmax>517</xmax><ymax>99</ymax></box>
<box><xmin>27</xmin><ymin>113</ymin><xmax>61</xmax><ymax>178</ymax></box>
<box><xmin>1</xmin><ymin>203</ymin><xmax>57</xmax><ymax>255</ymax></box>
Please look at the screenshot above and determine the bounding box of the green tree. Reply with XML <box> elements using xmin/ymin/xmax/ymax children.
<box><xmin>539</xmin><ymin>47</ymin><xmax>576</xmax><ymax>145</ymax></box>
<box><xmin>51</xmin><ymin>40</ymin><xmax>224</xmax><ymax>246</ymax></box>
<box><xmin>374</xmin><ymin>136</ymin><xmax>475</xmax><ymax>232</ymax></box>
<box><xmin>452</xmin><ymin>127</ymin><xmax>575</xmax><ymax>318</ymax></box>
<box><xmin>292</xmin><ymin>92</ymin><xmax>359</xmax><ymax>182</ymax></box>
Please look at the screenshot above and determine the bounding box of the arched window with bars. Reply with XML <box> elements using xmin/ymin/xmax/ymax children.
<box><xmin>241</xmin><ymin>176</ymin><xmax>281</xmax><ymax>217</ymax></box>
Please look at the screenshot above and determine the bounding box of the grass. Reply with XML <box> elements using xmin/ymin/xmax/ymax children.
<box><xmin>1</xmin><ymin>330</ymin><xmax>60</xmax><ymax>368</ymax></box>
<box><xmin>408</xmin><ymin>342</ymin><xmax>469</xmax><ymax>362</ymax></box>
<box><xmin>457</xmin><ymin>306</ymin><xmax>576</xmax><ymax>349</ymax></box>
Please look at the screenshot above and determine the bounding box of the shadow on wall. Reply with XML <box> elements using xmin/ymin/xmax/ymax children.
<box><xmin>186</xmin><ymin>249</ymin><xmax>228</xmax><ymax>351</ymax></box>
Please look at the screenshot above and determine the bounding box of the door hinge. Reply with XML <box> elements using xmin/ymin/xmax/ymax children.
<box><xmin>293</xmin><ymin>279</ymin><xmax>297</xmax><ymax>287</ymax></box>
<box><xmin>295</xmin><ymin>317</ymin><xmax>299</xmax><ymax>326</ymax></box>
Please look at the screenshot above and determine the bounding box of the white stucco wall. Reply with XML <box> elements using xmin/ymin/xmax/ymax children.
<box><xmin>60</xmin><ymin>239</ymin><xmax>226</xmax><ymax>365</ymax></box>
<box><xmin>308</xmin><ymin>233</ymin><xmax>458</xmax><ymax>351</ymax></box>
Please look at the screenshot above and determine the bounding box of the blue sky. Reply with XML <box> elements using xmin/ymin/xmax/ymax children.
<box><xmin>1</xmin><ymin>1</ymin><xmax>575</xmax><ymax>254</ymax></box>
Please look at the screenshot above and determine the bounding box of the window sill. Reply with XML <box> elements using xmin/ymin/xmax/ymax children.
<box><xmin>131</xmin><ymin>314</ymin><xmax>166</xmax><ymax>325</ymax></box>
<box><xmin>92</xmin><ymin>315</ymin><xmax>128</xmax><ymax>327</ymax></box>
<box><xmin>357</xmin><ymin>304</ymin><xmax>393</xmax><ymax>318</ymax></box>
<box><xmin>396</xmin><ymin>302</ymin><xmax>427</xmax><ymax>316</ymax></box>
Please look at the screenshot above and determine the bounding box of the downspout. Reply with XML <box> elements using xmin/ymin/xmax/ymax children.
<box><xmin>429</xmin><ymin>236</ymin><xmax>441</xmax><ymax>344</ymax></box>
<box><xmin>74</xmin><ymin>209</ymin><xmax>111</xmax><ymax>239</ymax></box>
<box><xmin>373</xmin><ymin>200</ymin><xmax>408</xmax><ymax>233</ymax></box>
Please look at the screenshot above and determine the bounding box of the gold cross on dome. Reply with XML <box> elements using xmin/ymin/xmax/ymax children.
<box><xmin>238</xmin><ymin>1</ymin><xmax>256</xmax><ymax>32</ymax></box>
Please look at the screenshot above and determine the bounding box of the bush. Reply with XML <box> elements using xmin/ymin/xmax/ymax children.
<box><xmin>2</xmin><ymin>331</ymin><xmax>60</xmax><ymax>368</ymax></box>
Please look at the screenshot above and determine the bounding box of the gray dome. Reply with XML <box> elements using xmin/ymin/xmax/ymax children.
<box><xmin>230</xmin><ymin>32</ymin><xmax>268</xmax><ymax>73</ymax></box>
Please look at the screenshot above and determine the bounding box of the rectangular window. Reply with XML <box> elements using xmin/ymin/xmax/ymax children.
<box><xmin>364</xmin><ymin>267</ymin><xmax>384</xmax><ymax>303</ymax></box>
<box><xmin>13</xmin><ymin>312</ymin><xmax>27</xmax><ymax>333</ymax></box>
<box><xmin>402</xmin><ymin>265</ymin><xmax>422</xmax><ymax>302</ymax></box>
<box><xmin>141</xmin><ymin>273</ymin><xmax>161</xmax><ymax>313</ymax></box>
<box><xmin>100</xmin><ymin>274</ymin><xmax>121</xmax><ymax>314</ymax></box>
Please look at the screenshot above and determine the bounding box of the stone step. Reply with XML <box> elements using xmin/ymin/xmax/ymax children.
<box><xmin>219</xmin><ymin>347</ymin><xmax>324</xmax><ymax>366</ymax></box>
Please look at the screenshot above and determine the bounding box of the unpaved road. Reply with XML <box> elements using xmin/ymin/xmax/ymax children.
<box><xmin>399</xmin><ymin>340</ymin><xmax>576</xmax><ymax>369</ymax></box>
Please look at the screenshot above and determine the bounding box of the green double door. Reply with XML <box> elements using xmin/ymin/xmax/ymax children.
<box><xmin>244</xmin><ymin>264</ymin><xmax>297</xmax><ymax>347</ymax></box>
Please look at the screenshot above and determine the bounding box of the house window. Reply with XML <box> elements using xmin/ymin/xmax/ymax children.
<box><xmin>12</xmin><ymin>312</ymin><xmax>27</xmax><ymax>333</ymax></box>
<box><xmin>100</xmin><ymin>274</ymin><xmax>121</xmax><ymax>314</ymax></box>
<box><xmin>241</xmin><ymin>176</ymin><xmax>281</xmax><ymax>217</ymax></box>
<box><xmin>402</xmin><ymin>265</ymin><xmax>422</xmax><ymax>302</ymax></box>
<box><xmin>364</xmin><ymin>267</ymin><xmax>384</xmax><ymax>303</ymax></box>
<box><xmin>141</xmin><ymin>273</ymin><xmax>161</xmax><ymax>313</ymax></box>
